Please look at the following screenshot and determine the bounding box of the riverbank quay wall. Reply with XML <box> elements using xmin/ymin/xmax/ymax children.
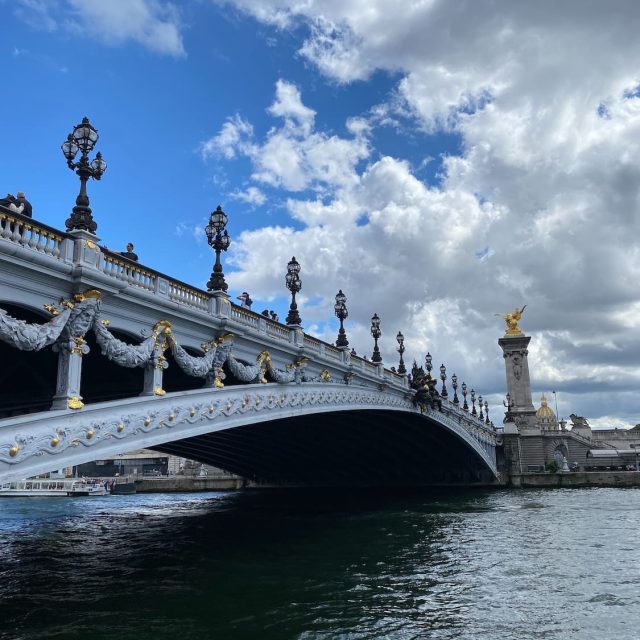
<box><xmin>509</xmin><ymin>471</ymin><xmax>640</xmax><ymax>488</ymax></box>
<box><xmin>135</xmin><ymin>476</ymin><xmax>248</xmax><ymax>492</ymax></box>
<box><xmin>0</xmin><ymin>206</ymin><xmax>499</xmax><ymax>487</ymax></box>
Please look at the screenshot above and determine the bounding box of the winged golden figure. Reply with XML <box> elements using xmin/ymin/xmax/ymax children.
<box><xmin>496</xmin><ymin>305</ymin><xmax>527</xmax><ymax>336</ymax></box>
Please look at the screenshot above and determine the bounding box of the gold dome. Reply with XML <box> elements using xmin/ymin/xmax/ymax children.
<box><xmin>536</xmin><ymin>393</ymin><xmax>556</xmax><ymax>420</ymax></box>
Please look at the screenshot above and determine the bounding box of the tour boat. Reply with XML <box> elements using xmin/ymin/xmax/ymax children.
<box><xmin>0</xmin><ymin>478</ymin><xmax>108</xmax><ymax>497</ymax></box>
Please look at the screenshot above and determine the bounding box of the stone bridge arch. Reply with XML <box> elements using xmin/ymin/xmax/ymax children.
<box><xmin>0</xmin><ymin>383</ymin><xmax>498</xmax><ymax>486</ymax></box>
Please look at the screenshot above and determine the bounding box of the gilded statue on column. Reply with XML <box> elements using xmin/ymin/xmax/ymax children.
<box><xmin>496</xmin><ymin>305</ymin><xmax>526</xmax><ymax>336</ymax></box>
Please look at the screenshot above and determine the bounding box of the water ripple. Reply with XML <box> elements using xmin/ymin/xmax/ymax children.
<box><xmin>1</xmin><ymin>488</ymin><xmax>640</xmax><ymax>639</ymax></box>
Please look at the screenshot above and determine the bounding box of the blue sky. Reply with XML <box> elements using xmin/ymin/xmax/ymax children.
<box><xmin>1</xmin><ymin>2</ymin><xmax>452</xmax><ymax>280</ymax></box>
<box><xmin>2</xmin><ymin>0</ymin><xmax>640</xmax><ymax>427</ymax></box>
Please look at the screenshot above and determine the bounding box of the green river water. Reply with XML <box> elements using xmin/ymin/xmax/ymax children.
<box><xmin>0</xmin><ymin>487</ymin><xmax>638</xmax><ymax>640</ymax></box>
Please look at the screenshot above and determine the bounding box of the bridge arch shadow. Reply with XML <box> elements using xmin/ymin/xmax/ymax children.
<box><xmin>153</xmin><ymin>409</ymin><xmax>495</xmax><ymax>487</ymax></box>
<box><xmin>0</xmin><ymin>302</ymin><xmax>57</xmax><ymax>417</ymax></box>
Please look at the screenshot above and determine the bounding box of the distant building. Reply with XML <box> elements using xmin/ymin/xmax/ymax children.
<box><xmin>536</xmin><ymin>394</ymin><xmax>558</xmax><ymax>431</ymax></box>
<box><xmin>75</xmin><ymin>449</ymin><xmax>238</xmax><ymax>479</ymax></box>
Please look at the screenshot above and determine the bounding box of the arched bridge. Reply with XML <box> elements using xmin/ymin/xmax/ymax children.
<box><xmin>0</xmin><ymin>205</ymin><xmax>499</xmax><ymax>486</ymax></box>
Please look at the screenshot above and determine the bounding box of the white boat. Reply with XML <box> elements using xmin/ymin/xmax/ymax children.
<box><xmin>68</xmin><ymin>480</ymin><xmax>108</xmax><ymax>497</ymax></box>
<box><xmin>0</xmin><ymin>478</ymin><xmax>108</xmax><ymax>497</ymax></box>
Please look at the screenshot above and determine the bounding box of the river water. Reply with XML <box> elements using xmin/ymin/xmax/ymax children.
<box><xmin>0</xmin><ymin>487</ymin><xmax>639</xmax><ymax>640</ymax></box>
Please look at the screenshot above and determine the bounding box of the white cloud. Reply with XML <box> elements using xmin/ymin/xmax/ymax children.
<box><xmin>230</xmin><ymin>186</ymin><xmax>267</xmax><ymax>206</ymax></box>
<box><xmin>13</xmin><ymin>0</ymin><xmax>185</xmax><ymax>56</ymax></box>
<box><xmin>207</xmin><ymin>1</ymin><xmax>640</xmax><ymax>425</ymax></box>
<box><xmin>13</xmin><ymin>0</ymin><xmax>58</xmax><ymax>32</ymax></box>
<box><xmin>203</xmin><ymin>80</ymin><xmax>369</xmax><ymax>193</ymax></box>
<box><xmin>201</xmin><ymin>115</ymin><xmax>254</xmax><ymax>160</ymax></box>
<box><xmin>268</xmin><ymin>79</ymin><xmax>316</xmax><ymax>134</ymax></box>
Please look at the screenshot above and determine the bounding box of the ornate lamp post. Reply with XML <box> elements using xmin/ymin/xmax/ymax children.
<box><xmin>451</xmin><ymin>373</ymin><xmax>459</xmax><ymax>405</ymax></box>
<box><xmin>484</xmin><ymin>400</ymin><xmax>490</xmax><ymax>425</ymax></box>
<box><xmin>205</xmin><ymin>205</ymin><xmax>231</xmax><ymax>292</ymax></box>
<box><xmin>503</xmin><ymin>393</ymin><xmax>515</xmax><ymax>422</ymax></box>
<box><xmin>462</xmin><ymin>382</ymin><xmax>469</xmax><ymax>411</ymax></box>
<box><xmin>61</xmin><ymin>117</ymin><xmax>107</xmax><ymax>233</ymax></box>
<box><xmin>334</xmin><ymin>290</ymin><xmax>349</xmax><ymax>348</ymax></box>
<box><xmin>478</xmin><ymin>394</ymin><xmax>484</xmax><ymax>420</ymax></box>
<box><xmin>285</xmin><ymin>256</ymin><xmax>302</xmax><ymax>326</ymax></box>
<box><xmin>470</xmin><ymin>388</ymin><xmax>477</xmax><ymax>416</ymax></box>
<box><xmin>439</xmin><ymin>364</ymin><xmax>448</xmax><ymax>398</ymax></box>
<box><xmin>396</xmin><ymin>331</ymin><xmax>406</xmax><ymax>374</ymax></box>
<box><xmin>425</xmin><ymin>352</ymin><xmax>433</xmax><ymax>379</ymax></box>
<box><xmin>370</xmin><ymin>313</ymin><xmax>382</xmax><ymax>363</ymax></box>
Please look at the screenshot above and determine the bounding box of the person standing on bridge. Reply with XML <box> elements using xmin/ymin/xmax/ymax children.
<box><xmin>120</xmin><ymin>243</ymin><xmax>139</xmax><ymax>262</ymax></box>
<box><xmin>237</xmin><ymin>292</ymin><xmax>253</xmax><ymax>309</ymax></box>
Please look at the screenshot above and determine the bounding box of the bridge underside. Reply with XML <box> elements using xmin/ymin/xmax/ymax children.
<box><xmin>153</xmin><ymin>410</ymin><xmax>496</xmax><ymax>487</ymax></box>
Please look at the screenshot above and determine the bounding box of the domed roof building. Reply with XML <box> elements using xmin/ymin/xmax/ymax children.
<box><xmin>536</xmin><ymin>394</ymin><xmax>558</xmax><ymax>430</ymax></box>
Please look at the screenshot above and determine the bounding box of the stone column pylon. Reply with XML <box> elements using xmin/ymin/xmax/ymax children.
<box><xmin>51</xmin><ymin>337</ymin><xmax>89</xmax><ymax>410</ymax></box>
<box><xmin>498</xmin><ymin>334</ymin><xmax>536</xmax><ymax>428</ymax></box>
<box><xmin>141</xmin><ymin>341</ymin><xmax>168</xmax><ymax>396</ymax></box>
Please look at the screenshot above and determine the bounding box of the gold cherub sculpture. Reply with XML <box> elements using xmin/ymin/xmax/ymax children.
<box><xmin>496</xmin><ymin>305</ymin><xmax>527</xmax><ymax>336</ymax></box>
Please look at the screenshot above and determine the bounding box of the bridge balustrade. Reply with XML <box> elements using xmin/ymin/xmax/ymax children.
<box><xmin>230</xmin><ymin>305</ymin><xmax>261</xmax><ymax>329</ymax></box>
<box><xmin>0</xmin><ymin>209</ymin><xmax>67</xmax><ymax>260</ymax></box>
<box><xmin>303</xmin><ymin>335</ymin><xmax>322</xmax><ymax>354</ymax></box>
<box><xmin>167</xmin><ymin>281</ymin><xmax>209</xmax><ymax>311</ymax></box>
<box><xmin>265</xmin><ymin>320</ymin><xmax>291</xmax><ymax>343</ymax></box>
<box><xmin>101</xmin><ymin>251</ymin><xmax>156</xmax><ymax>291</ymax></box>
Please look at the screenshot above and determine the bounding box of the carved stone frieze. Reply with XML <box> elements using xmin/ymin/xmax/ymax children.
<box><xmin>226</xmin><ymin>352</ymin><xmax>269</xmax><ymax>383</ymax></box>
<box><xmin>0</xmin><ymin>306</ymin><xmax>72</xmax><ymax>351</ymax></box>
<box><xmin>93</xmin><ymin>320</ymin><xmax>157</xmax><ymax>367</ymax></box>
<box><xmin>169</xmin><ymin>338</ymin><xmax>218</xmax><ymax>378</ymax></box>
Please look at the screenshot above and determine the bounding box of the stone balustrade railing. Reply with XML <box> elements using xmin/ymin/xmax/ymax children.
<box><xmin>0</xmin><ymin>208</ymin><xmax>67</xmax><ymax>260</ymax></box>
<box><xmin>101</xmin><ymin>251</ymin><xmax>156</xmax><ymax>291</ymax></box>
<box><xmin>266</xmin><ymin>319</ymin><xmax>291</xmax><ymax>342</ymax></box>
<box><xmin>167</xmin><ymin>281</ymin><xmax>209</xmax><ymax>311</ymax></box>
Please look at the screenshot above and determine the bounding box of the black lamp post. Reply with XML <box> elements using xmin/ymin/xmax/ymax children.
<box><xmin>484</xmin><ymin>400</ymin><xmax>490</xmax><ymax>425</ymax></box>
<box><xmin>396</xmin><ymin>331</ymin><xmax>406</xmax><ymax>374</ymax></box>
<box><xmin>503</xmin><ymin>393</ymin><xmax>515</xmax><ymax>422</ymax></box>
<box><xmin>425</xmin><ymin>352</ymin><xmax>433</xmax><ymax>379</ymax></box>
<box><xmin>439</xmin><ymin>364</ymin><xmax>448</xmax><ymax>398</ymax></box>
<box><xmin>205</xmin><ymin>205</ymin><xmax>231</xmax><ymax>292</ymax></box>
<box><xmin>462</xmin><ymin>382</ymin><xmax>468</xmax><ymax>411</ymax></box>
<box><xmin>334</xmin><ymin>290</ymin><xmax>349</xmax><ymax>348</ymax></box>
<box><xmin>471</xmin><ymin>388</ymin><xmax>477</xmax><ymax>416</ymax></box>
<box><xmin>451</xmin><ymin>373</ymin><xmax>459</xmax><ymax>405</ymax></box>
<box><xmin>62</xmin><ymin>117</ymin><xmax>106</xmax><ymax>233</ymax></box>
<box><xmin>370</xmin><ymin>313</ymin><xmax>382</xmax><ymax>363</ymax></box>
<box><xmin>478</xmin><ymin>394</ymin><xmax>484</xmax><ymax>420</ymax></box>
<box><xmin>285</xmin><ymin>256</ymin><xmax>302</xmax><ymax>326</ymax></box>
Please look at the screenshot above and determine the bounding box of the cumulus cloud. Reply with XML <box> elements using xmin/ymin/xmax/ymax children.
<box><xmin>207</xmin><ymin>1</ymin><xmax>640</xmax><ymax>427</ymax></box>
<box><xmin>203</xmin><ymin>80</ymin><xmax>369</xmax><ymax>193</ymax></box>
<box><xmin>229</xmin><ymin>186</ymin><xmax>267</xmax><ymax>207</ymax></box>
